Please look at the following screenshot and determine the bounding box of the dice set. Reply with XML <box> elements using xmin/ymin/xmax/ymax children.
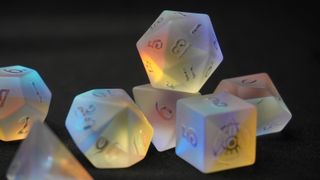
<box><xmin>1</xmin><ymin>10</ymin><xmax>292</xmax><ymax>178</ymax></box>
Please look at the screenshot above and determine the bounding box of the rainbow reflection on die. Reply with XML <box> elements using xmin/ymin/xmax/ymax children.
<box><xmin>65</xmin><ymin>89</ymin><xmax>153</xmax><ymax>168</ymax></box>
<box><xmin>176</xmin><ymin>92</ymin><xmax>256</xmax><ymax>173</ymax></box>
<box><xmin>0</xmin><ymin>65</ymin><xmax>51</xmax><ymax>141</ymax></box>
<box><xmin>133</xmin><ymin>84</ymin><xmax>200</xmax><ymax>152</ymax></box>
<box><xmin>137</xmin><ymin>10</ymin><xmax>223</xmax><ymax>93</ymax></box>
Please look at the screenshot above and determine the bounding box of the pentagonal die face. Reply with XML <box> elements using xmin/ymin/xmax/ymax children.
<box><xmin>132</xmin><ymin>84</ymin><xmax>200</xmax><ymax>152</ymax></box>
<box><xmin>137</xmin><ymin>10</ymin><xmax>223</xmax><ymax>93</ymax></box>
<box><xmin>65</xmin><ymin>89</ymin><xmax>153</xmax><ymax>168</ymax></box>
<box><xmin>213</xmin><ymin>73</ymin><xmax>292</xmax><ymax>136</ymax></box>
<box><xmin>0</xmin><ymin>65</ymin><xmax>51</xmax><ymax>141</ymax></box>
<box><xmin>176</xmin><ymin>92</ymin><xmax>256</xmax><ymax>173</ymax></box>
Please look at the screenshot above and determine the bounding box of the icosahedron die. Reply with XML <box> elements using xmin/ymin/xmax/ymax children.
<box><xmin>137</xmin><ymin>10</ymin><xmax>223</xmax><ymax>93</ymax></box>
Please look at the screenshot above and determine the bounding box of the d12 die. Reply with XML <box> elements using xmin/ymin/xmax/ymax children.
<box><xmin>213</xmin><ymin>73</ymin><xmax>292</xmax><ymax>136</ymax></box>
<box><xmin>132</xmin><ymin>84</ymin><xmax>200</xmax><ymax>152</ymax></box>
<box><xmin>176</xmin><ymin>92</ymin><xmax>256</xmax><ymax>173</ymax></box>
<box><xmin>65</xmin><ymin>89</ymin><xmax>153</xmax><ymax>168</ymax></box>
<box><xmin>137</xmin><ymin>10</ymin><xmax>223</xmax><ymax>93</ymax></box>
<box><xmin>0</xmin><ymin>65</ymin><xmax>51</xmax><ymax>141</ymax></box>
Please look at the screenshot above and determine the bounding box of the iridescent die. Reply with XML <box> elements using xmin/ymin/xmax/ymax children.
<box><xmin>213</xmin><ymin>73</ymin><xmax>292</xmax><ymax>136</ymax></box>
<box><xmin>65</xmin><ymin>89</ymin><xmax>153</xmax><ymax>168</ymax></box>
<box><xmin>137</xmin><ymin>10</ymin><xmax>223</xmax><ymax>93</ymax></box>
<box><xmin>0</xmin><ymin>65</ymin><xmax>51</xmax><ymax>141</ymax></box>
<box><xmin>7</xmin><ymin>121</ymin><xmax>93</xmax><ymax>180</ymax></box>
<box><xmin>176</xmin><ymin>92</ymin><xmax>256</xmax><ymax>173</ymax></box>
<box><xmin>133</xmin><ymin>84</ymin><xmax>200</xmax><ymax>152</ymax></box>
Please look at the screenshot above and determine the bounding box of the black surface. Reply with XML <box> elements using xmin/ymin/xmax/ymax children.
<box><xmin>0</xmin><ymin>1</ymin><xmax>319</xmax><ymax>179</ymax></box>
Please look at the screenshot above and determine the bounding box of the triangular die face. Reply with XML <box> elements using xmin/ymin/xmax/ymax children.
<box><xmin>7</xmin><ymin>122</ymin><xmax>92</xmax><ymax>180</ymax></box>
<box><xmin>247</xmin><ymin>96</ymin><xmax>292</xmax><ymax>136</ymax></box>
<box><xmin>19</xmin><ymin>72</ymin><xmax>52</xmax><ymax>115</ymax></box>
<box><xmin>85</xmin><ymin>108</ymin><xmax>131</xmax><ymax>168</ymax></box>
<box><xmin>65</xmin><ymin>96</ymin><xmax>126</xmax><ymax>153</ymax></box>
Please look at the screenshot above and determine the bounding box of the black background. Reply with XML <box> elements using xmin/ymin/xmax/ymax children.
<box><xmin>0</xmin><ymin>1</ymin><xmax>319</xmax><ymax>179</ymax></box>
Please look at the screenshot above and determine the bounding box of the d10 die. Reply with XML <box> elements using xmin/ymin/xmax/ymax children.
<box><xmin>0</xmin><ymin>65</ymin><xmax>51</xmax><ymax>141</ymax></box>
<box><xmin>213</xmin><ymin>73</ymin><xmax>292</xmax><ymax>136</ymax></box>
<box><xmin>65</xmin><ymin>89</ymin><xmax>153</xmax><ymax>168</ymax></box>
<box><xmin>137</xmin><ymin>10</ymin><xmax>223</xmax><ymax>93</ymax></box>
<box><xmin>132</xmin><ymin>84</ymin><xmax>200</xmax><ymax>152</ymax></box>
<box><xmin>176</xmin><ymin>92</ymin><xmax>256</xmax><ymax>173</ymax></box>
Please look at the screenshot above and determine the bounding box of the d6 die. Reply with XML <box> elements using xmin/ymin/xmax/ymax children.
<box><xmin>0</xmin><ymin>65</ymin><xmax>51</xmax><ymax>141</ymax></box>
<box><xmin>137</xmin><ymin>10</ymin><xmax>223</xmax><ymax>93</ymax></box>
<box><xmin>176</xmin><ymin>92</ymin><xmax>256</xmax><ymax>173</ymax></box>
<box><xmin>213</xmin><ymin>73</ymin><xmax>292</xmax><ymax>136</ymax></box>
<box><xmin>65</xmin><ymin>89</ymin><xmax>153</xmax><ymax>168</ymax></box>
<box><xmin>132</xmin><ymin>84</ymin><xmax>200</xmax><ymax>152</ymax></box>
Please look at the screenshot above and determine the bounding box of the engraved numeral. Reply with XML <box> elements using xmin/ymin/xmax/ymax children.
<box><xmin>3</xmin><ymin>68</ymin><xmax>27</xmax><ymax>73</ymax></box>
<box><xmin>208</xmin><ymin>96</ymin><xmax>228</xmax><ymax>107</ymax></box>
<box><xmin>76</xmin><ymin>105</ymin><xmax>96</xmax><ymax>130</ymax></box>
<box><xmin>144</xmin><ymin>60</ymin><xmax>153</xmax><ymax>73</ymax></box>
<box><xmin>182</xmin><ymin>125</ymin><xmax>197</xmax><ymax>147</ymax></box>
<box><xmin>171</xmin><ymin>39</ymin><xmax>190</xmax><ymax>58</ymax></box>
<box><xmin>148</xmin><ymin>39</ymin><xmax>163</xmax><ymax>49</ymax></box>
<box><xmin>165</xmin><ymin>81</ymin><xmax>175</xmax><ymax>89</ymax></box>
<box><xmin>32</xmin><ymin>82</ymin><xmax>43</xmax><ymax>103</ymax></box>
<box><xmin>213</xmin><ymin>121</ymin><xmax>240</xmax><ymax>157</ymax></box>
<box><xmin>241</xmin><ymin>79</ymin><xmax>257</xmax><ymax>85</ymax></box>
<box><xmin>18</xmin><ymin>117</ymin><xmax>30</xmax><ymax>134</ymax></box>
<box><xmin>95</xmin><ymin>136</ymin><xmax>109</xmax><ymax>153</ymax></box>
<box><xmin>183</xmin><ymin>65</ymin><xmax>196</xmax><ymax>81</ymax></box>
<box><xmin>0</xmin><ymin>89</ymin><xmax>10</xmax><ymax>108</ymax></box>
<box><xmin>191</xmin><ymin>24</ymin><xmax>202</xmax><ymax>35</ymax></box>
<box><xmin>155</xmin><ymin>102</ymin><xmax>173</xmax><ymax>120</ymax></box>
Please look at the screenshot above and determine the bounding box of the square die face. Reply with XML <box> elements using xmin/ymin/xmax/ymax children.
<box><xmin>204</xmin><ymin>108</ymin><xmax>256</xmax><ymax>173</ymax></box>
<box><xmin>176</xmin><ymin>101</ymin><xmax>206</xmax><ymax>172</ymax></box>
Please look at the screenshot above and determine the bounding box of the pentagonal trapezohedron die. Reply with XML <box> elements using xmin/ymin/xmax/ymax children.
<box><xmin>213</xmin><ymin>73</ymin><xmax>292</xmax><ymax>136</ymax></box>
<box><xmin>176</xmin><ymin>92</ymin><xmax>256</xmax><ymax>173</ymax></box>
<box><xmin>137</xmin><ymin>10</ymin><xmax>223</xmax><ymax>93</ymax></box>
<box><xmin>0</xmin><ymin>65</ymin><xmax>51</xmax><ymax>141</ymax></box>
<box><xmin>65</xmin><ymin>89</ymin><xmax>153</xmax><ymax>168</ymax></box>
<box><xmin>132</xmin><ymin>84</ymin><xmax>200</xmax><ymax>152</ymax></box>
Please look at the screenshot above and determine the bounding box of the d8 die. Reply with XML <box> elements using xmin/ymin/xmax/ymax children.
<box><xmin>137</xmin><ymin>10</ymin><xmax>223</xmax><ymax>93</ymax></box>
<box><xmin>0</xmin><ymin>65</ymin><xmax>51</xmax><ymax>141</ymax></box>
<box><xmin>132</xmin><ymin>84</ymin><xmax>200</xmax><ymax>152</ymax></box>
<box><xmin>213</xmin><ymin>73</ymin><xmax>292</xmax><ymax>136</ymax></box>
<box><xmin>176</xmin><ymin>92</ymin><xmax>256</xmax><ymax>173</ymax></box>
<box><xmin>65</xmin><ymin>89</ymin><xmax>153</xmax><ymax>168</ymax></box>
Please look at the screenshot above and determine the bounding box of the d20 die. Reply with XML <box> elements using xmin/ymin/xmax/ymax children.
<box><xmin>132</xmin><ymin>84</ymin><xmax>200</xmax><ymax>152</ymax></box>
<box><xmin>213</xmin><ymin>73</ymin><xmax>292</xmax><ymax>136</ymax></box>
<box><xmin>176</xmin><ymin>92</ymin><xmax>256</xmax><ymax>173</ymax></box>
<box><xmin>7</xmin><ymin>121</ymin><xmax>93</xmax><ymax>180</ymax></box>
<box><xmin>137</xmin><ymin>10</ymin><xmax>223</xmax><ymax>93</ymax></box>
<box><xmin>0</xmin><ymin>65</ymin><xmax>51</xmax><ymax>141</ymax></box>
<box><xmin>65</xmin><ymin>89</ymin><xmax>153</xmax><ymax>168</ymax></box>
